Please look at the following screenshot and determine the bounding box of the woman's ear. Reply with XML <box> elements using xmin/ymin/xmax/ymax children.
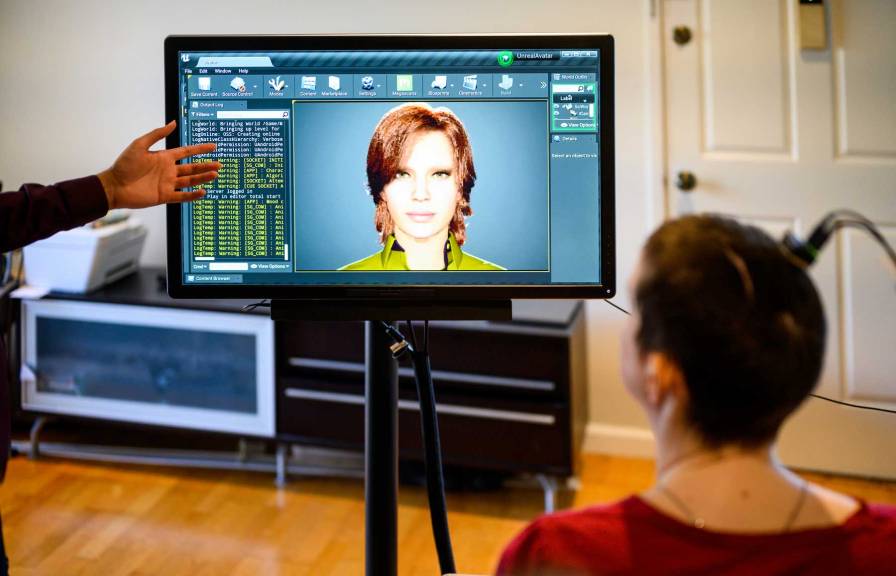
<box><xmin>644</xmin><ymin>354</ymin><xmax>663</xmax><ymax>406</ymax></box>
<box><xmin>644</xmin><ymin>352</ymin><xmax>686</xmax><ymax>407</ymax></box>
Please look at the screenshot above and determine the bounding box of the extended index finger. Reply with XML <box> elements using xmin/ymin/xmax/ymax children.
<box><xmin>170</xmin><ymin>142</ymin><xmax>217</xmax><ymax>161</ymax></box>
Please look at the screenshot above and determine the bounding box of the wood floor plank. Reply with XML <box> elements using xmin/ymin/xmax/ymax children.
<box><xmin>1</xmin><ymin>453</ymin><xmax>894</xmax><ymax>575</ymax></box>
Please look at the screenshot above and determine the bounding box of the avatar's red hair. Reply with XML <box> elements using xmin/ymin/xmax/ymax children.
<box><xmin>367</xmin><ymin>103</ymin><xmax>476</xmax><ymax>245</ymax></box>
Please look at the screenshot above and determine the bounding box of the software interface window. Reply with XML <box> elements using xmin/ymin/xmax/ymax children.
<box><xmin>178</xmin><ymin>48</ymin><xmax>602</xmax><ymax>285</ymax></box>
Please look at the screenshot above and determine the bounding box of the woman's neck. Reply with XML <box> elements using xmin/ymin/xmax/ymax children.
<box><xmin>642</xmin><ymin>400</ymin><xmax>858</xmax><ymax>532</ymax></box>
<box><xmin>394</xmin><ymin>229</ymin><xmax>449</xmax><ymax>270</ymax></box>
<box><xmin>655</xmin><ymin>433</ymin><xmax>775</xmax><ymax>479</ymax></box>
<box><xmin>646</xmin><ymin>391</ymin><xmax>777</xmax><ymax>481</ymax></box>
<box><xmin>644</xmin><ymin>439</ymin><xmax>862</xmax><ymax>532</ymax></box>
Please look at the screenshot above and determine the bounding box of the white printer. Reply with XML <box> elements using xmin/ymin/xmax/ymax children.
<box><xmin>23</xmin><ymin>211</ymin><xmax>147</xmax><ymax>293</ymax></box>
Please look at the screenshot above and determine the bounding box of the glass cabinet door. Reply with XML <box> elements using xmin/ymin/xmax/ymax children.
<box><xmin>22</xmin><ymin>300</ymin><xmax>274</xmax><ymax>437</ymax></box>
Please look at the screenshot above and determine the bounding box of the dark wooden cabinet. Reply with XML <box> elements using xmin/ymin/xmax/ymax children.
<box><xmin>13</xmin><ymin>269</ymin><xmax>588</xmax><ymax>480</ymax></box>
<box><xmin>276</xmin><ymin>301</ymin><xmax>587</xmax><ymax>478</ymax></box>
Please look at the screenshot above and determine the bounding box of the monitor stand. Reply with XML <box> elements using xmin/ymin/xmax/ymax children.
<box><xmin>271</xmin><ymin>300</ymin><xmax>512</xmax><ymax>576</ymax></box>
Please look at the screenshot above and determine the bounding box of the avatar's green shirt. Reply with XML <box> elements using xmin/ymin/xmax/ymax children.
<box><xmin>340</xmin><ymin>233</ymin><xmax>504</xmax><ymax>271</ymax></box>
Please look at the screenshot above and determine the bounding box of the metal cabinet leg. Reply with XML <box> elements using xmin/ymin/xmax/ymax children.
<box><xmin>29</xmin><ymin>416</ymin><xmax>51</xmax><ymax>460</ymax></box>
<box><xmin>536</xmin><ymin>474</ymin><xmax>558</xmax><ymax>513</ymax></box>
<box><xmin>275</xmin><ymin>443</ymin><xmax>288</xmax><ymax>487</ymax></box>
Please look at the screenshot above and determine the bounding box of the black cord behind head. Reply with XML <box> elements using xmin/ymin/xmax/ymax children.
<box><xmin>782</xmin><ymin>210</ymin><xmax>896</xmax><ymax>272</ymax></box>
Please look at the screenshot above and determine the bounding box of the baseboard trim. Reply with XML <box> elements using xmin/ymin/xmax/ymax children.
<box><xmin>583</xmin><ymin>423</ymin><xmax>656</xmax><ymax>459</ymax></box>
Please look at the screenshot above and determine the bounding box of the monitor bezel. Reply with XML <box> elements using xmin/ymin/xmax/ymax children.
<box><xmin>164</xmin><ymin>34</ymin><xmax>615</xmax><ymax>300</ymax></box>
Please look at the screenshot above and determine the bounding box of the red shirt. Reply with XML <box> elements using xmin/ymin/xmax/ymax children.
<box><xmin>497</xmin><ymin>496</ymin><xmax>896</xmax><ymax>576</ymax></box>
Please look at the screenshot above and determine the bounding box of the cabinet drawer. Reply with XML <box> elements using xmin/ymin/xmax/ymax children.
<box><xmin>276</xmin><ymin>321</ymin><xmax>568</xmax><ymax>400</ymax></box>
<box><xmin>277</xmin><ymin>380</ymin><xmax>570</xmax><ymax>475</ymax></box>
<box><xmin>283</xmin><ymin>357</ymin><xmax>558</xmax><ymax>399</ymax></box>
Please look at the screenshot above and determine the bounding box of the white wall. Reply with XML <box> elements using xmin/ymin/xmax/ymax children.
<box><xmin>0</xmin><ymin>0</ymin><xmax>655</xmax><ymax>453</ymax></box>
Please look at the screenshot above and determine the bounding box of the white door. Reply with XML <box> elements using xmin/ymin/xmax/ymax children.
<box><xmin>662</xmin><ymin>0</ymin><xmax>896</xmax><ymax>478</ymax></box>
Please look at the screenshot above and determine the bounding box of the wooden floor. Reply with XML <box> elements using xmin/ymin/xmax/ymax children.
<box><xmin>1</xmin><ymin>452</ymin><xmax>895</xmax><ymax>575</ymax></box>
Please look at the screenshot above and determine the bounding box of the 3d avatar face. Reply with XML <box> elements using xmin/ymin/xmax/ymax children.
<box><xmin>382</xmin><ymin>130</ymin><xmax>461</xmax><ymax>244</ymax></box>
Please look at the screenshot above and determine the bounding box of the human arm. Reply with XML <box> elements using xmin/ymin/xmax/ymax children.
<box><xmin>0</xmin><ymin>176</ymin><xmax>108</xmax><ymax>253</ymax></box>
<box><xmin>0</xmin><ymin>121</ymin><xmax>218</xmax><ymax>252</ymax></box>
<box><xmin>96</xmin><ymin>120</ymin><xmax>218</xmax><ymax>209</ymax></box>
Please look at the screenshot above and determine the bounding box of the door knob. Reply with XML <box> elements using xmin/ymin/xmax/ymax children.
<box><xmin>676</xmin><ymin>171</ymin><xmax>697</xmax><ymax>192</ymax></box>
<box><xmin>673</xmin><ymin>26</ymin><xmax>693</xmax><ymax>46</ymax></box>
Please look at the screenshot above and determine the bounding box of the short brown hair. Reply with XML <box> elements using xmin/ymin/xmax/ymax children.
<box><xmin>635</xmin><ymin>215</ymin><xmax>826</xmax><ymax>447</ymax></box>
<box><xmin>367</xmin><ymin>103</ymin><xmax>476</xmax><ymax>244</ymax></box>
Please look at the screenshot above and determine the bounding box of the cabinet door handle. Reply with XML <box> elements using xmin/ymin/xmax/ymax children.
<box><xmin>287</xmin><ymin>356</ymin><xmax>555</xmax><ymax>392</ymax></box>
<box><xmin>283</xmin><ymin>388</ymin><xmax>556</xmax><ymax>425</ymax></box>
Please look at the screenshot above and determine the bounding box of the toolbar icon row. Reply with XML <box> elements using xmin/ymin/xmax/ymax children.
<box><xmin>187</xmin><ymin>73</ymin><xmax>552</xmax><ymax>99</ymax></box>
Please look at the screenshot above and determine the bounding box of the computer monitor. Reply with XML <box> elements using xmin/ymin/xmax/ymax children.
<box><xmin>164</xmin><ymin>35</ymin><xmax>615</xmax><ymax>300</ymax></box>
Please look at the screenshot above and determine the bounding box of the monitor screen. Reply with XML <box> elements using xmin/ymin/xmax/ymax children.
<box><xmin>165</xmin><ymin>35</ymin><xmax>614</xmax><ymax>300</ymax></box>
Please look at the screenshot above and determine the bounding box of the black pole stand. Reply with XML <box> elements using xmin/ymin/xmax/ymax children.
<box><xmin>271</xmin><ymin>299</ymin><xmax>512</xmax><ymax>576</ymax></box>
<box><xmin>365</xmin><ymin>320</ymin><xmax>398</xmax><ymax>576</ymax></box>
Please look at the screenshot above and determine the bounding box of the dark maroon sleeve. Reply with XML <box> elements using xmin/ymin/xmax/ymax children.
<box><xmin>0</xmin><ymin>174</ymin><xmax>108</xmax><ymax>482</ymax></box>
<box><xmin>0</xmin><ymin>175</ymin><xmax>109</xmax><ymax>252</ymax></box>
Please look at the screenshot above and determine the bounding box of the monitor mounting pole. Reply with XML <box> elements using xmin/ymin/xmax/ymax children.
<box><xmin>270</xmin><ymin>299</ymin><xmax>512</xmax><ymax>576</ymax></box>
<box><xmin>365</xmin><ymin>320</ymin><xmax>399</xmax><ymax>576</ymax></box>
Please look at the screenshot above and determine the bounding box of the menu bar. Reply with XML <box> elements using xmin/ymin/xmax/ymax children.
<box><xmin>186</xmin><ymin>72</ymin><xmax>553</xmax><ymax>100</ymax></box>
